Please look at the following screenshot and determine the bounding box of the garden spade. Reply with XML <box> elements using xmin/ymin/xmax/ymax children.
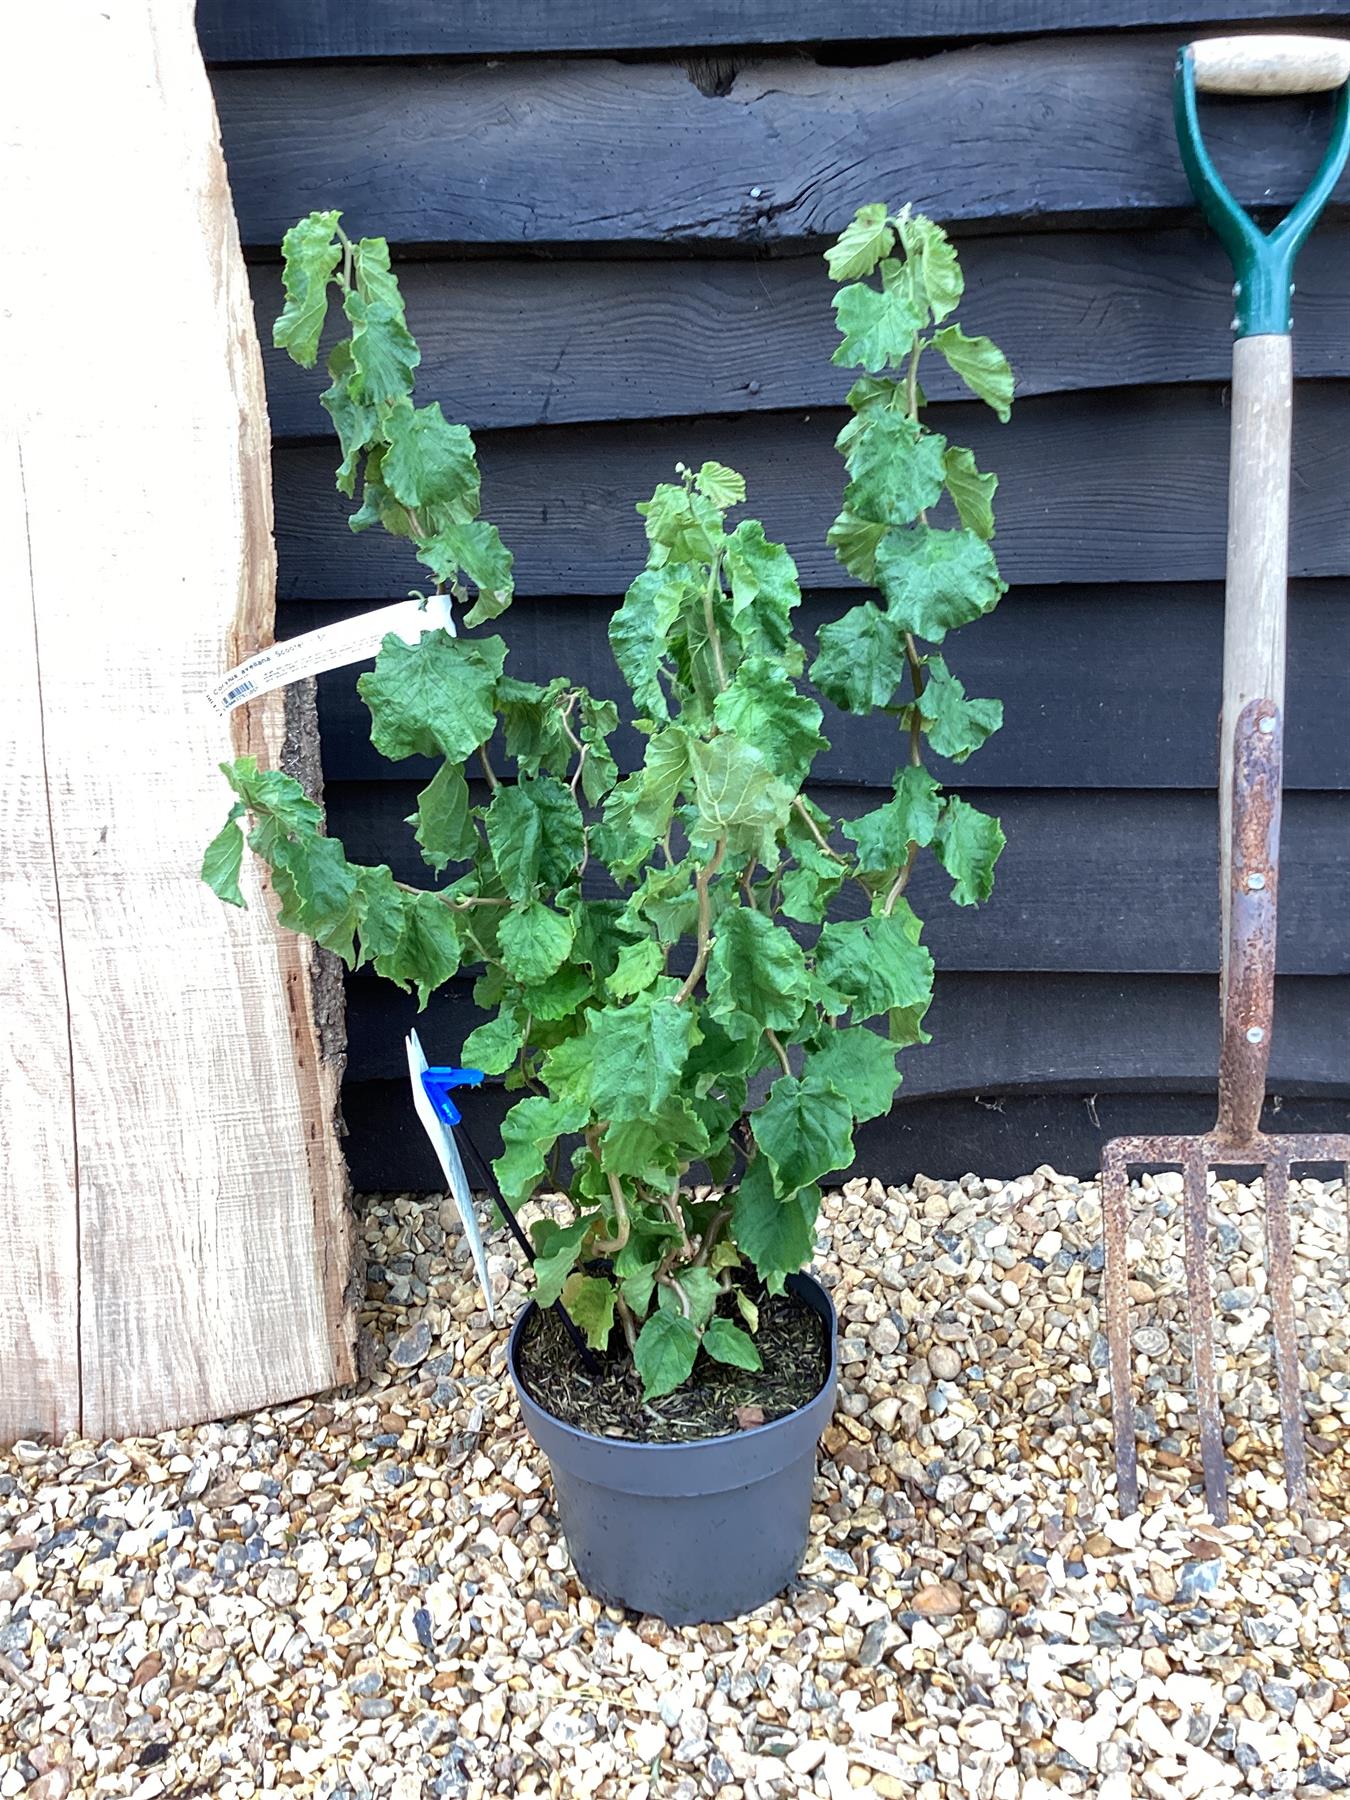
<box><xmin>1101</xmin><ymin>34</ymin><xmax>1350</xmax><ymax>1523</ymax></box>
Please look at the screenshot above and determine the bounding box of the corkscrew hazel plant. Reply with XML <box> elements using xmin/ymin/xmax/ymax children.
<box><xmin>204</xmin><ymin>203</ymin><xmax>1012</xmax><ymax>1401</ymax></box>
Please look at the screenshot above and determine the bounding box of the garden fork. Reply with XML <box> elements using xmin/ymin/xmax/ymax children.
<box><xmin>1101</xmin><ymin>35</ymin><xmax>1350</xmax><ymax>1523</ymax></box>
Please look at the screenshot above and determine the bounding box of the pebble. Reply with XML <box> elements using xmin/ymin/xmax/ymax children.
<box><xmin>0</xmin><ymin>1171</ymin><xmax>1343</xmax><ymax>1799</ymax></box>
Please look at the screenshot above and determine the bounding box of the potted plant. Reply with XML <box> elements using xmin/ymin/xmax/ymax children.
<box><xmin>205</xmin><ymin>203</ymin><xmax>1013</xmax><ymax>1623</ymax></box>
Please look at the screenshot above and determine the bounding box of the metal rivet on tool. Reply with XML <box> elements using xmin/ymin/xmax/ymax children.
<box><xmin>1246</xmin><ymin>1026</ymin><xmax>1265</xmax><ymax>1044</ymax></box>
<box><xmin>1259</xmin><ymin>716</ymin><xmax>1276</xmax><ymax>734</ymax></box>
<box><xmin>1246</xmin><ymin>872</ymin><xmax>1266</xmax><ymax>891</ymax></box>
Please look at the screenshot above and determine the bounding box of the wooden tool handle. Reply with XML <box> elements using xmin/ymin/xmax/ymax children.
<box><xmin>1192</xmin><ymin>34</ymin><xmax>1350</xmax><ymax>95</ymax></box>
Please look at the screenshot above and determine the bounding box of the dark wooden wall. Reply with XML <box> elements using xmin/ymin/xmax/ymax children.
<box><xmin>201</xmin><ymin>4</ymin><xmax>1350</xmax><ymax>1186</ymax></box>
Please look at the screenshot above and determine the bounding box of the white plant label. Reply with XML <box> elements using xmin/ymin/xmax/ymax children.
<box><xmin>405</xmin><ymin>1029</ymin><xmax>495</xmax><ymax>1323</ymax></box>
<box><xmin>206</xmin><ymin>595</ymin><xmax>456</xmax><ymax>714</ymax></box>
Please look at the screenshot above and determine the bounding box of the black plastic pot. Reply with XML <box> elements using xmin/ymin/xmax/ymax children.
<box><xmin>508</xmin><ymin>1272</ymin><xmax>837</xmax><ymax>1624</ymax></box>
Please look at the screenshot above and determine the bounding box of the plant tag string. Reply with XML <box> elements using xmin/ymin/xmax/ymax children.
<box><xmin>206</xmin><ymin>594</ymin><xmax>456</xmax><ymax>714</ymax></box>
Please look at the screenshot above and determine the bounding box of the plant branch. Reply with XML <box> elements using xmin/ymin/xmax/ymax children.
<box><xmin>765</xmin><ymin>1029</ymin><xmax>792</xmax><ymax>1077</ymax></box>
<box><xmin>675</xmin><ymin>836</ymin><xmax>727</xmax><ymax>1004</ymax></box>
<box><xmin>477</xmin><ymin>744</ymin><xmax>501</xmax><ymax>793</ymax></box>
<box><xmin>590</xmin><ymin>1165</ymin><xmax>632</xmax><ymax>1256</ymax></box>
<box><xmin>904</xmin><ymin>632</ymin><xmax>927</xmax><ymax>768</ymax></box>
<box><xmin>692</xmin><ymin>1208</ymin><xmax>732</xmax><ymax>1268</ymax></box>
<box><xmin>792</xmin><ymin>797</ymin><xmax>845</xmax><ymax>863</ymax></box>
<box><xmin>701</xmin><ymin>554</ymin><xmax>729</xmax><ymax>694</ymax></box>
<box><xmin>614</xmin><ymin>1293</ymin><xmax>638</xmax><ymax>1351</ymax></box>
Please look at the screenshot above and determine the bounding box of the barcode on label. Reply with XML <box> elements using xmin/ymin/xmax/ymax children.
<box><xmin>222</xmin><ymin>679</ymin><xmax>257</xmax><ymax>706</ymax></box>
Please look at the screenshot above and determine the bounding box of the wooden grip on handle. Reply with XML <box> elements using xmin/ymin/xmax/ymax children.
<box><xmin>1191</xmin><ymin>34</ymin><xmax>1350</xmax><ymax>95</ymax></box>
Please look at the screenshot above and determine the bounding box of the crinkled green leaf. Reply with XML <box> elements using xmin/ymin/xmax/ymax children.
<box><xmin>916</xmin><ymin>657</ymin><xmax>1003</xmax><ymax>763</ymax></box>
<box><xmin>599</xmin><ymin>1100</ymin><xmax>709</xmax><ymax>1183</ymax></box>
<box><xmin>933</xmin><ymin>796</ymin><xmax>1005</xmax><ymax>905</ymax></box>
<box><xmin>578</xmin><ymin>694</ymin><xmax>620</xmax><ymax>805</ymax></box>
<box><xmin>201</xmin><ymin>809</ymin><xmax>245</xmax><ymax>907</ymax></box>
<box><xmin>825</xmin><ymin>202</ymin><xmax>896</xmax><ymax>282</ymax></box>
<box><xmin>629</xmin><ymin>727</ymin><xmax>690</xmax><ymax>839</ymax></box>
<box><xmin>498</xmin><ymin>901</ymin><xmax>575</xmax><ymax>984</ymax></box>
<box><xmin>731</xmin><ymin>1158</ymin><xmax>820</xmax><ymax>1286</ymax></box>
<box><xmin>723</xmin><ymin>520</ymin><xmax>802</xmax><ymax>665</ymax></box>
<box><xmin>804</xmin><ymin>1027</ymin><xmax>901</xmax><ymax>1125</ymax></box>
<box><xmin>222</xmin><ymin>756</ymin><xmax>323</xmax><ymax>833</ymax></box>
<box><xmin>358</xmin><ymin>630</ymin><xmax>506</xmax><ymax>762</ymax></box>
<box><xmin>495</xmin><ymin>1095</ymin><xmax>587</xmax><ymax>1204</ymax></box>
<box><xmin>702</xmin><ymin>1317</ymin><xmax>763</xmax><ymax>1371</ymax></box>
<box><xmin>815</xmin><ymin>910</ymin><xmax>934</xmax><ymax>1022</ymax></box>
<box><xmin>941</xmin><ymin>445</ymin><xmax>997</xmax><ymax>541</ymax></box>
<box><xmin>580</xmin><ymin>993</ymin><xmax>697</xmax><ymax>1124</ymax></box>
<box><xmin>274</xmin><ymin>211</ymin><xmax>341</xmax><ymax>367</ymax></box>
<box><xmin>607</xmin><ymin>936</ymin><xmax>665</xmax><ymax>999</ymax></box>
<box><xmin>341</xmin><ymin>284</ymin><xmax>419</xmax><ymax>408</ymax></box>
<box><xmin>484</xmin><ymin>776</ymin><xmax>586</xmax><ymax>901</ymax></box>
<box><xmin>832</xmin><ymin>264</ymin><xmax>924</xmax><ymax>371</ymax></box>
<box><xmin>381</xmin><ymin>400</ymin><xmax>480</xmax><ymax>522</ymax></box>
<box><xmin>407</xmin><ymin>762</ymin><xmax>476</xmax><ymax>872</ymax></box>
<box><xmin>752</xmin><ymin>1071</ymin><xmax>854</xmax><ymax>1194</ymax></box>
<box><xmin>897</xmin><ymin>212</ymin><xmax>963</xmax><ymax>322</ymax></box>
<box><xmin>320</xmin><ymin>340</ymin><xmax>378</xmax><ymax>495</ymax></box>
<box><xmin>694</xmin><ymin>461</ymin><xmax>746</xmax><ymax>509</ymax></box>
<box><xmin>494</xmin><ymin>676</ymin><xmax>572</xmax><ymax>777</ymax></box>
<box><xmin>841</xmin><ymin>765</ymin><xmax>941</xmax><ymax>871</ymax></box>
<box><xmin>688</xmin><ymin>734</ymin><xmax>794</xmax><ymax>837</ymax></box>
<box><xmin>713</xmin><ymin>656</ymin><xmax>826</xmax><ymax>788</ymax></box>
<box><xmin>874</xmin><ymin>525</ymin><xmax>1004</xmax><ymax>644</ymax></box>
<box><xmin>707</xmin><ymin>905</ymin><xmax>807</xmax><ymax>1039</ymax></box>
<box><xmin>562</xmin><ymin>1272</ymin><xmax>617</xmax><ymax>1352</ymax></box>
<box><xmin>825</xmin><ymin>509</ymin><xmax>888</xmax><ymax>584</ymax></box>
<box><xmin>843</xmin><ymin>411</ymin><xmax>946</xmax><ymax>528</ymax></box>
<box><xmin>369</xmin><ymin>888</ymin><xmax>462</xmax><ymax>1006</ymax></box>
<box><xmin>637</xmin><ymin>482</ymin><xmax>722</xmax><ymax>568</ymax></box>
<box><xmin>609</xmin><ymin>565</ymin><xmax>690</xmax><ymax>721</ymax></box>
<box><xmin>633</xmin><ymin>1309</ymin><xmax>700</xmax><ymax>1399</ymax></box>
<box><xmin>932</xmin><ymin>324</ymin><xmax>1014</xmax><ymax>422</ymax></box>
<box><xmin>532</xmin><ymin>1211</ymin><xmax>599</xmax><ymax>1308</ymax></box>
<box><xmin>811</xmin><ymin>602</ymin><xmax>907</xmax><ymax>713</ymax></box>
<box><xmin>460</xmin><ymin>1009</ymin><xmax>527</xmax><ymax>1077</ymax></box>
<box><xmin>417</xmin><ymin>520</ymin><xmax>513</xmax><ymax>626</ymax></box>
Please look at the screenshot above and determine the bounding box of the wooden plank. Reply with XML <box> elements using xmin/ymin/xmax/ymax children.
<box><xmin>8</xmin><ymin>0</ymin><xmax>355</xmax><ymax>1440</ymax></box>
<box><xmin>213</xmin><ymin>39</ymin><xmax>1350</xmax><ymax>249</ymax></box>
<box><xmin>274</xmin><ymin>384</ymin><xmax>1350</xmax><ymax>598</ymax></box>
<box><xmin>294</xmin><ymin>581</ymin><xmax>1350</xmax><ymax>792</ymax></box>
<box><xmin>198</xmin><ymin>2</ymin><xmax>1350</xmax><ymax>64</ymax></box>
<box><xmin>257</xmin><ymin>229</ymin><xmax>1350</xmax><ymax>435</ymax></box>
<box><xmin>0</xmin><ymin>437</ymin><xmax>80</xmax><ymax>1442</ymax></box>
<box><xmin>323</xmin><ymin>784</ymin><xmax>1347</xmax><ymax>976</ymax></box>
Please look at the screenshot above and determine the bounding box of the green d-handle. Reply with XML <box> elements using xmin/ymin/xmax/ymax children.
<box><xmin>1175</xmin><ymin>36</ymin><xmax>1350</xmax><ymax>335</ymax></box>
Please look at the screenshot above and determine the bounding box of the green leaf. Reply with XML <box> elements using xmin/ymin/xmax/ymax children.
<box><xmin>713</xmin><ymin>656</ymin><xmax>826</xmax><ymax>788</ymax></box>
<box><xmin>702</xmin><ymin>1317</ymin><xmax>763</xmax><ymax>1372</ymax></box>
<box><xmin>341</xmin><ymin>284</ymin><xmax>419</xmax><ymax>408</ymax></box>
<box><xmin>736</xmin><ymin>1290</ymin><xmax>761</xmax><ymax>1333</ymax></box>
<box><xmin>941</xmin><ymin>445</ymin><xmax>997</xmax><ymax>541</ymax></box>
<box><xmin>460</xmin><ymin>1009</ymin><xmax>527</xmax><ymax>1077</ymax></box>
<box><xmin>265</xmin><ymin>831</ymin><xmax>361</xmax><ymax>963</ymax></box>
<box><xmin>811</xmin><ymin>603</ymin><xmax>907</xmax><ymax>713</ymax></box>
<box><xmin>815</xmin><ymin>911</ymin><xmax>934</xmax><ymax>1022</ymax></box>
<box><xmin>874</xmin><ymin>526</ymin><xmax>1004</xmax><ymax>644</ymax></box>
<box><xmin>484</xmin><ymin>777</ymin><xmax>586</xmax><ymax>901</ymax></box>
<box><xmin>688</xmin><ymin>734</ymin><xmax>794</xmax><ymax>837</ymax></box>
<box><xmin>417</xmin><ymin>520</ymin><xmax>514</xmax><ymax>627</ymax></box>
<box><xmin>562</xmin><ymin>1273</ymin><xmax>616</xmax><ymax>1352</ymax></box>
<box><xmin>201</xmin><ymin>810</ymin><xmax>245</xmax><ymax>907</ymax></box>
<box><xmin>600</xmin><ymin>1100</ymin><xmax>709</xmax><ymax>1184</ymax></box>
<box><xmin>825</xmin><ymin>203</ymin><xmax>896</xmax><ymax>282</ymax></box>
<box><xmin>723</xmin><ymin>520</ymin><xmax>802</xmax><ymax>662</ymax></box>
<box><xmin>222</xmin><ymin>756</ymin><xmax>323</xmax><ymax>833</ymax></box>
<box><xmin>578</xmin><ymin>694</ymin><xmax>620</xmax><ymax>805</ymax></box>
<box><xmin>633</xmin><ymin>1310</ymin><xmax>700</xmax><ymax>1399</ymax></box>
<box><xmin>607</xmin><ymin>937</ymin><xmax>665</xmax><ymax>999</ymax></box>
<box><xmin>694</xmin><ymin>461</ymin><xmax>745</xmax><ymax>509</ymax></box>
<box><xmin>662</xmin><ymin>1266</ymin><xmax>721</xmax><ymax>1330</ymax></box>
<box><xmin>358</xmin><ymin>630</ymin><xmax>506</xmax><ymax>762</ymax></box>
<box><xmin>932</xmin><ymin>324</ymin><xmax>1014</xmax><ymax>422</ymax></box>
<box><xmin>841</xmin><ymin>766</ymin><xmax>941</xmax><ymax>871</ymax></box>
<box><xmin>381</xmin><ymin>401</ymin><xmax>480</xmax><ymax>521</ymax></box>
<box><xmin>731</xmin><ymin>1158</ymin><xmax>819</xmax><ymax>1285</ymax></box>
<box><xmin>843</xmin><ymin>411</ymin><xmax>946</xmax><ymax>528</ymax></box>
<box><xmin>494</xmin><ymin>1095</ymin><xmax>587</xmax><ymax>1204</ymax></box>
<box><xmin>498</xmin><ymin>901</ymin><xmax>575</xmax><ymax>985</ymax></box>
<box><xmin>580</xmin><ymin>994</ymin><xmax>697</xmax><ymax>1124</ymax></box>
<box><xmin>916</xmin><ymin>657</ymin><xmax>1003</xmax><ymax>763</ymax></box>
<box><xmin>407</xmin><ymin>763</ymin><xmax>476</xmax><ymax>872</ymax></box>
<box><xmin>369</xmin><ymin>889</ymin><xmax>462</xmax><ymax>1006</ymax></box>
<box><xmin>707</xmin><ymin>906</ymin><xmax>807</xmax><ymax>1038</ymax></box>
<box><xmin>629</xmin><ymin>727</ymin><xmax>690</xmax><ymax>839</ymax></box>
<box><xmin>320</xmin><ymin>340</ymin><xmax>379</xmax><ymax>495</ymax></box>
<box><xmin>752</xmin><ymin>1071</ymin><xmax>854</xmax><ymax>1193</ymax></box>
<box><xmin>933</xmin><ymin>796</ymin><xmax>1005</xmax><ymax>905</ymax></box>
<box><xmin>825</xmin><ymin>510</ymin><xmax>889</xmax><ymax>584</ymax></box>
<box><xmin>803</xmin><ymin>1027</ymin><xmax>901</xmax><ymax>1125</ymax></box>
<box><xmin>533</xmin><ymin>1212</ymin><xmax>599</xmax><ymax>1308</ymax></box>
<box><xmin>495</xmin><ymin>676</ymin><xmax>573</xmax><ymax>777</ymax></box>
<box><xmin>274</xmin><ymin>211</ymin><xmax>341</xmax><ymax>367</ymax></box>
<box><xmin>609</xmin><ymin>565</ymin><xmax>690</xmax><ymax>722</ymax></box>
<box><xmin>897</xmin><ymin>212</ymin><xmax>963</xmax><ymax>322</ymax></box>
<box><xmin>832</xmin><ymin>265</ymin><xmax>924</xmax><ymax>371</ymax></box>
<box><xmin>637</xmin><ymin>482</ymin><xmax>722</xmax><ymax>568</ymax></box>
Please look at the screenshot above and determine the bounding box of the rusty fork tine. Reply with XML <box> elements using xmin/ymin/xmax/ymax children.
<box><xmin>1102</xmin><ymin>1150</ymin><xmax>1139</xmax><ymax>1515</ymax></box>
<box><xmin>1182</xmin><ymin>1148</ymin><xmax>1229</xmax><ymax>1523</ymax></box>
<box><xmin>1263</xmin><ymin>1153</ymin><xmax>1308</xmax><ymax>1513</ymax></box>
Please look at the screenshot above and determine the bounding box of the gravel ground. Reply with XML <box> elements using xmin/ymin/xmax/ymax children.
<box><xmin>1</xmin><ymin>1167</ymin><xmax>1346</xmax><ymax>1800</ymax></box>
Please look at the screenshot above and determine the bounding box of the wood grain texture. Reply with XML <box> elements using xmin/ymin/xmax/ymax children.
<box><xmin>5</xmin><ymin>0</ymin><xmax>354</xmax><ymax>1440</ymax></box>
<box><xmin>274</xmin><ymin>384</ymin><xmax>1350</xmax><ymax>599</ymax></box>
<box><xmin>323</xmin><ymin>783</ymin><xmax>1347</xmax><ymax>976</ymax></box>
<box><xmin>197</xmin><ymin>0</ymin><xmax>1350</xmax><ymax>62</ymax></box>
<box><xmin>293</xmin><ymin>581</ymin><xmax>1350</xmax><ymax>792</ymax></box>
<box><xmin>254</xmin><ymin>228</ymin><xmax>1350</xmax><ymax>436</ymax></box>
<box><xmin>0</xmin><ymin>438</ymin><xmax>80</xmax><ymax>1442</ymax></box>
<box><xmin>212</xmin><ymin>38</ymin><xmax>1350</xmax><ymax>248</ymax></box>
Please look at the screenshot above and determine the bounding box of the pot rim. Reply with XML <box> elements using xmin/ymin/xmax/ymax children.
<box><xmin>507</xmin><ymin>1268</ymin><xmax>838</xmax><ymax>1456</ymax></box>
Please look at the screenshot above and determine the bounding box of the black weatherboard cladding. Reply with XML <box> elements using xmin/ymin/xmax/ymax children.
<box><xmin>203</xmin><ymin>4</ymin><xmax>1350</xmax><ymax>1184</ymax></box>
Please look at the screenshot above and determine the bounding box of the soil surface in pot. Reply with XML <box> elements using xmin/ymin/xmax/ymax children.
<box><xmin>516</xmin><ymin>1285</ymin><xmax>830</xmax><ymax>1443</ymax></box>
